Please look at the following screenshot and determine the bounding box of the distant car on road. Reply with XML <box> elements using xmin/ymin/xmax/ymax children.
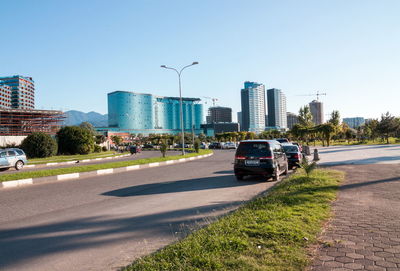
<box><xmin>129</xmin><ymin>145</ymin><xmax>142</xmax><ymax>154</ymax></box>
<box><xmin>291</xmin><ymin>142</ymin><xmax>302</xmax><ymax>152</ymax></box>
<box><xmin>174</xmin><ymin>143</ymin><xmax>189</xmax><ymax>149</ymax></box>
<box><xmin>142</xmin><ymin>144</ymin><xmax>155</xmax><ymax>149</ymax></box>
<box><xmin>209</xmin><ymin>142</ymin><xmax>223</xmax><ymax>149</ymax></box>
<box><xmin>0</xmin><ymin>148</ymin><xmax>28</xmax><ymax>171</ymax></box>
<box><xmin>233</xmin><ymin>140</ymin><xmax>288</xmax><ymax>181</ymax></box>
<box><xmin>223</xmin><ymin>142</ymin><xmax>237</xmax><ymax>149</ymax></box>
<box><xmin>282</xmin><ymin>143</ymin><xmax>302</xmax><ymax>169</ymax></box>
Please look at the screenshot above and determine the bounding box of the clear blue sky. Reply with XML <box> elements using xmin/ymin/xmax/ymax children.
<box><xmin>1</xmin><ymin>0</ymin><xmax>399</xmax><ymax>120</ymax></box>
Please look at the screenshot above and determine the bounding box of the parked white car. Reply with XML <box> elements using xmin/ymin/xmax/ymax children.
<box><xmin>224</xmin><ymin>142</ymin><xmax>237</xmax><ymax>149</ymax></box>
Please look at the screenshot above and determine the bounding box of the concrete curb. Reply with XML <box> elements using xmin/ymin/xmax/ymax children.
<box><xmin>0</xmin><ymin>153</ymin><xmax>213</xmax><ymax>189</ymax></box>
<box><xmin>24</xmin><ymin>154</ymin><xmax>131</xmax><ymax>168</ymax></box>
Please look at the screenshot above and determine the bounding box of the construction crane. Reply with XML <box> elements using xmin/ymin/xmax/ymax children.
<box><xmin>202</xmin><ymin>96</ymin><xmax>218</xmax><ymax>107</ymax></box>
<box><xmin>297</xmin><ymin>91</ymin><xmax>327</xmax><ymax>101</ymax></box>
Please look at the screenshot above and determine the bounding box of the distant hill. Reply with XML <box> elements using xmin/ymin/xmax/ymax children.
<box><xmin>63</xmin><ymin>110</ymin><xmax>108</xmax><ymax>127</ymax></box>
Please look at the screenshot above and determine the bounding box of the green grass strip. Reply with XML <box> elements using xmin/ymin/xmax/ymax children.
<box><xmin>125</xmin><ymin>169</ymin><xmax>344</xmax><ymax>271</ymax></box>
<box><xmin>0</xmin><ymin>150</ymin><xmax>212</xmax><ymax>182</ymax></box>
<box><xmin>29</xmin><ymin>151</ymin><xmax>127</xmax><ymax>165</ymax></box>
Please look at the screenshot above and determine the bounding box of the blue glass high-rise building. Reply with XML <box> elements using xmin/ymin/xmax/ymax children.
<box><xmin>107</xmin><ymin>91</ymin><xmax>203</xmax><ymax>135</ymax></box>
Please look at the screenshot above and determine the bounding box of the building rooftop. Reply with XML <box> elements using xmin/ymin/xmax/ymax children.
<box><xmin>108</xmin><ymin>90</ymin><xmax>201</xmax><ymax>102</ymax></box>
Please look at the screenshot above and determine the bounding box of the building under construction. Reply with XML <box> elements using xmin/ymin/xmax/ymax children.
<box><xmin>0</xmin><ymin>108</ymin><xmax>65</xmax><ymax>136</ymax></box>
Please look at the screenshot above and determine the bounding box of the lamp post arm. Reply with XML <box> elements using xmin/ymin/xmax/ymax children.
<box><xmin>179</xmin><ymin>64</ymin><xmax>196</xmax><ymax>75</ymax></box>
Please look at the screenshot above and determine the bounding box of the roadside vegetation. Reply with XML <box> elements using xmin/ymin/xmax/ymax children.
<box><xmin>28</xmin><ymin>151</ymin><xmax>127</xmax><ymax>165</ymax></box>
<box><xmin>125</xmin><ymin>169</ymin><xmax>344</xmax><ymax>271</ymax></box>
<box><xmin>0</xmin><ymin>149</ymin><xmax>212</xmax><ymax>182</ymax></box>
<box><xmin>208</xmin><ymin>110</ymin><xmax>400</xmax><ymax>148</ymax></box>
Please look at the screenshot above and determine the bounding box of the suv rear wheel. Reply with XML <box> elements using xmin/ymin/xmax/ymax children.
<box><xmin>15</xmin><ymin>160</ymin><xmax>24</xmax><ymax>170</ymax></box>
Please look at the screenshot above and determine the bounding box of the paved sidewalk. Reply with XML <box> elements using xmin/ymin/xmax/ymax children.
<box><xmin>311</xmin><ymin>164</ymin><xmax>400</xmax><ymax>271</ymax></box>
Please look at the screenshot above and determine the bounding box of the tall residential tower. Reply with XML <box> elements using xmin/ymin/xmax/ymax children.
<box><xmin>240</xmin><ymin>81</ymin><xmax>266</xmax><ymax>133</ymax></box>
<box><xmin>267</xmin><ymin>88</ymin><xmax>287</xmax><ymax>129</ymax></box>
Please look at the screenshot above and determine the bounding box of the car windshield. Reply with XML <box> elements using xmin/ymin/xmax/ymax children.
<box><xmin>283</xmin><ymin>145</ymin><xmax>299</xmax><ymax>152</ymax></box>
<box><xmin>236</xmin><ymin>143</ymin><xmax>272</xmax><ymax>157</ymax></box>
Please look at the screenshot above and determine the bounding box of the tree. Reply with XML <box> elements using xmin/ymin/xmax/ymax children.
<box><xmin>365</xmin><ymin>119</ymin><xmax>379</xmax><ymax>142</ymax></box>
<box><xmin>298</xmin><ymin>106</ymin><xmax>313</xmax><ymax>127</ymax></box>
<box><xmin>376</xmin><ymin>112</ymin><xmax>399</xmax><ymax>144</ymax></box>
<box><xmin>160</xmin><ymin>139</ymin><xmax>168</xmax><ymax>157</ymax></box>
<box><xmin>20</xmin><ymin>132</ymin><xmax>57</xmax><ymax>158</ymax></box>
<box><xmin>345</xmin><ymin>128</ymin><xmax>357</xmax><ymax>143</ymax></box>
<box><xmin>57</xmin><ymin>126</ymin><xmax>95</xmax><ymax>155</ymax></box>
<box><xmin>194</xmin><ymin>139</ymin><xmax>200</xmax><ymax>153</ymax></box>
<box><xmin>110</xmin><ymin>135</ymin><xmax>123</xmax><ymax>146</ymax></box>
<box><xmin>79</xmin><ymin>122</ymin><xmax>96</xmax><ymax>135</ymax></box>
<box><xmin>328</xmin><ymin>110</ymin><xmax>341</xmax><ymax>127</ymax></box>
<box><xmin>95</xmin><ymin>135</ymin><xmax>107</xmax><ymax>145</ymax></box>
<box><xmin>328</xmin><ymin>110</ymin><xmax>341</xmax><ymax>142</ymax></box>
<box><xmin>246</xmin><ymin>132</ymin><xmax>255</xmax><ymax>140</ymax></box>
<box><xmin>317</xmin><ymin>123</ymin><xmax>335</xmax><ymax>146</ymax></box>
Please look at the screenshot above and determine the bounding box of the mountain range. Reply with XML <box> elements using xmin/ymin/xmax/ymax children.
<box><xmin>63</xmin><ymin>110</ymin><xmax>108</xmax><ymax>127</ymax></box>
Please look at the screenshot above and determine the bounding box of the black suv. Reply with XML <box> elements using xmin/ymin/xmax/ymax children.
<box><xmin>233</xmin><ymin>140</ymin><xmax>288</xmax><ymax>181</ymax></box>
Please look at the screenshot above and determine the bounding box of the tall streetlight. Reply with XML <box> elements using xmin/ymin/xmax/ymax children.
<box><xmin>161</xmin><ymin>62</ymin><xmax>199</xmax><ymax>155</ymax></box>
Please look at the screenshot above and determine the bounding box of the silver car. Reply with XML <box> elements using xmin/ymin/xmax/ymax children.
<box><xmin>0</xmin><ymin>148</ymin><xmax>28</xmax><ymax>170</ymax></box>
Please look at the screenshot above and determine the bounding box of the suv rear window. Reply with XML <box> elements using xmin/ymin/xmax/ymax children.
<box><xmin>236</xmin><ymin>142</ymin><xmax>272</xmax><ymax>157</ymax></box>
<box><xmin>16</xmin><ymin>150</ymin><xmax>24</xmax><ymax>155</ymax></box>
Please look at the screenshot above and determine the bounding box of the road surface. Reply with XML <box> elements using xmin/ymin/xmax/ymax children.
<box><xmin>0</xmin><ymin>150</ymin><xmax>275</xmax><ymax>271</ymax></box>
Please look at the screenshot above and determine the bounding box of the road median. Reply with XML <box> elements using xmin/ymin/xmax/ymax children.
<box><xmin>0</xmin><ymin>150</ymin><xmax>213</xmax><ymax>189</ymax></box>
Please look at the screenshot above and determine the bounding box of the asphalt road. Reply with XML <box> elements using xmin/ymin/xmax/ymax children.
<box><xmin>0</xmin><ymin>150</ymin><xmax>275</xmax><ymax>271</ymax></box>
<box><xmin>1</xmin><ymin>151</ymin><xmax>181</xmax><ymax>174</ymax></box>
<box><xmin>316</xmin><ymin>144</ymin><xmax>400</xmax><ymax>165</ymax></box>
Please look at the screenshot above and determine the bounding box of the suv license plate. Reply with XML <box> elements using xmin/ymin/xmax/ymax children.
<box><xmin>245</xmin><ymin>160</ymin><xmax>260</xmax><ymax>166</ymax></box>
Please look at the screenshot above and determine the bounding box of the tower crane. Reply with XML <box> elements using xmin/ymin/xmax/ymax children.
<box><xmin>202</xmin><ymin>96</ymin><xmax>218</xmax><ymax>107</ymax></box>
<box><xmin>297</xmin><ymin>91</ymin><xmax>327</xmax><ymax>101</ymax></box>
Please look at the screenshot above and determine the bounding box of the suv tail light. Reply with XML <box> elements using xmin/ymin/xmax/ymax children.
<box><xmin>235</xmin><ymin>156</ymin><xmax>246</xmax><ymax>160</ymax></box>
<box><xmin>293</xmin><ymin>154</ymin><xmax>300</xmax><ymax>159</ymax></box>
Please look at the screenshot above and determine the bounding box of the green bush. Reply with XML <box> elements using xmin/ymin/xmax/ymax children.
<box><xmin>102</xmin><ymin>146</ymin><xmax>108</xmax><ymax>152</ymax></box>
<box><xmin>94</xmin><ymin>145</ymin><xmax>102</xmax><ymax>153</ymax></box>
<box><xmin>160</xmin><ymin>140</ymin><xmax>168</xmax><ymax>158</ymax></box>
<box><xmin>57</xmin><ymin>126</ymin><xmax>95</xmax><ymax>155</ymax></box>
<box><xmin>20</xmin><ymin>132</ymin><xmax>57</xmax><ymax>158</ymax></box>
<box><xmin>194</xmin><ymin>140</ymin><xmax>200</xmax><ymax>153</ymax></box>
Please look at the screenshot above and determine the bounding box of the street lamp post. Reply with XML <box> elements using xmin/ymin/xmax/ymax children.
<box><xmin>161</xmin><ymin>62</ymin><xmax>199</xmax><ymax>155</ymax></box>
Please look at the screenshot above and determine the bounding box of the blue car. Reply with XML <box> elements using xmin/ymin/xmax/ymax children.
<box><xmin>0</xmin><ymin>148</ymin><xmax>28</xmax><ymax>170</ymax></box>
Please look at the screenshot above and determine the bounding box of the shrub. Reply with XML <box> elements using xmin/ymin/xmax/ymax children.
<box><xmin>94</xmin><ymin>145</ymin><xmax>102</xmax><ymax>153</ymax></box>
<box><xmin>300</xmin><ymin>156</ymin><xmax>317</xmax><ymax>176</ymax></box>
<box><xmin>57</xmin><ymin>126</ymin><xmax>95</xmax><ymax>155</ymax></box>
<box><xmin>194</xmin><ymin>140</ymin><xmax>200</xmax><ymax>153</ymax></box>
<box><xmin>20</xmin><ymin>132</ymin><xmax>57</xmax><ymax>158</ymax></box>
<box><xmin>102</xmin><ymin>146</ymin><xmax>108</xmax><ymax>152</ymax></box>
<box><xmin>160</xmin><ymin>140</ymin><xmax>168</xmax><ymax>158</ymax></box>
